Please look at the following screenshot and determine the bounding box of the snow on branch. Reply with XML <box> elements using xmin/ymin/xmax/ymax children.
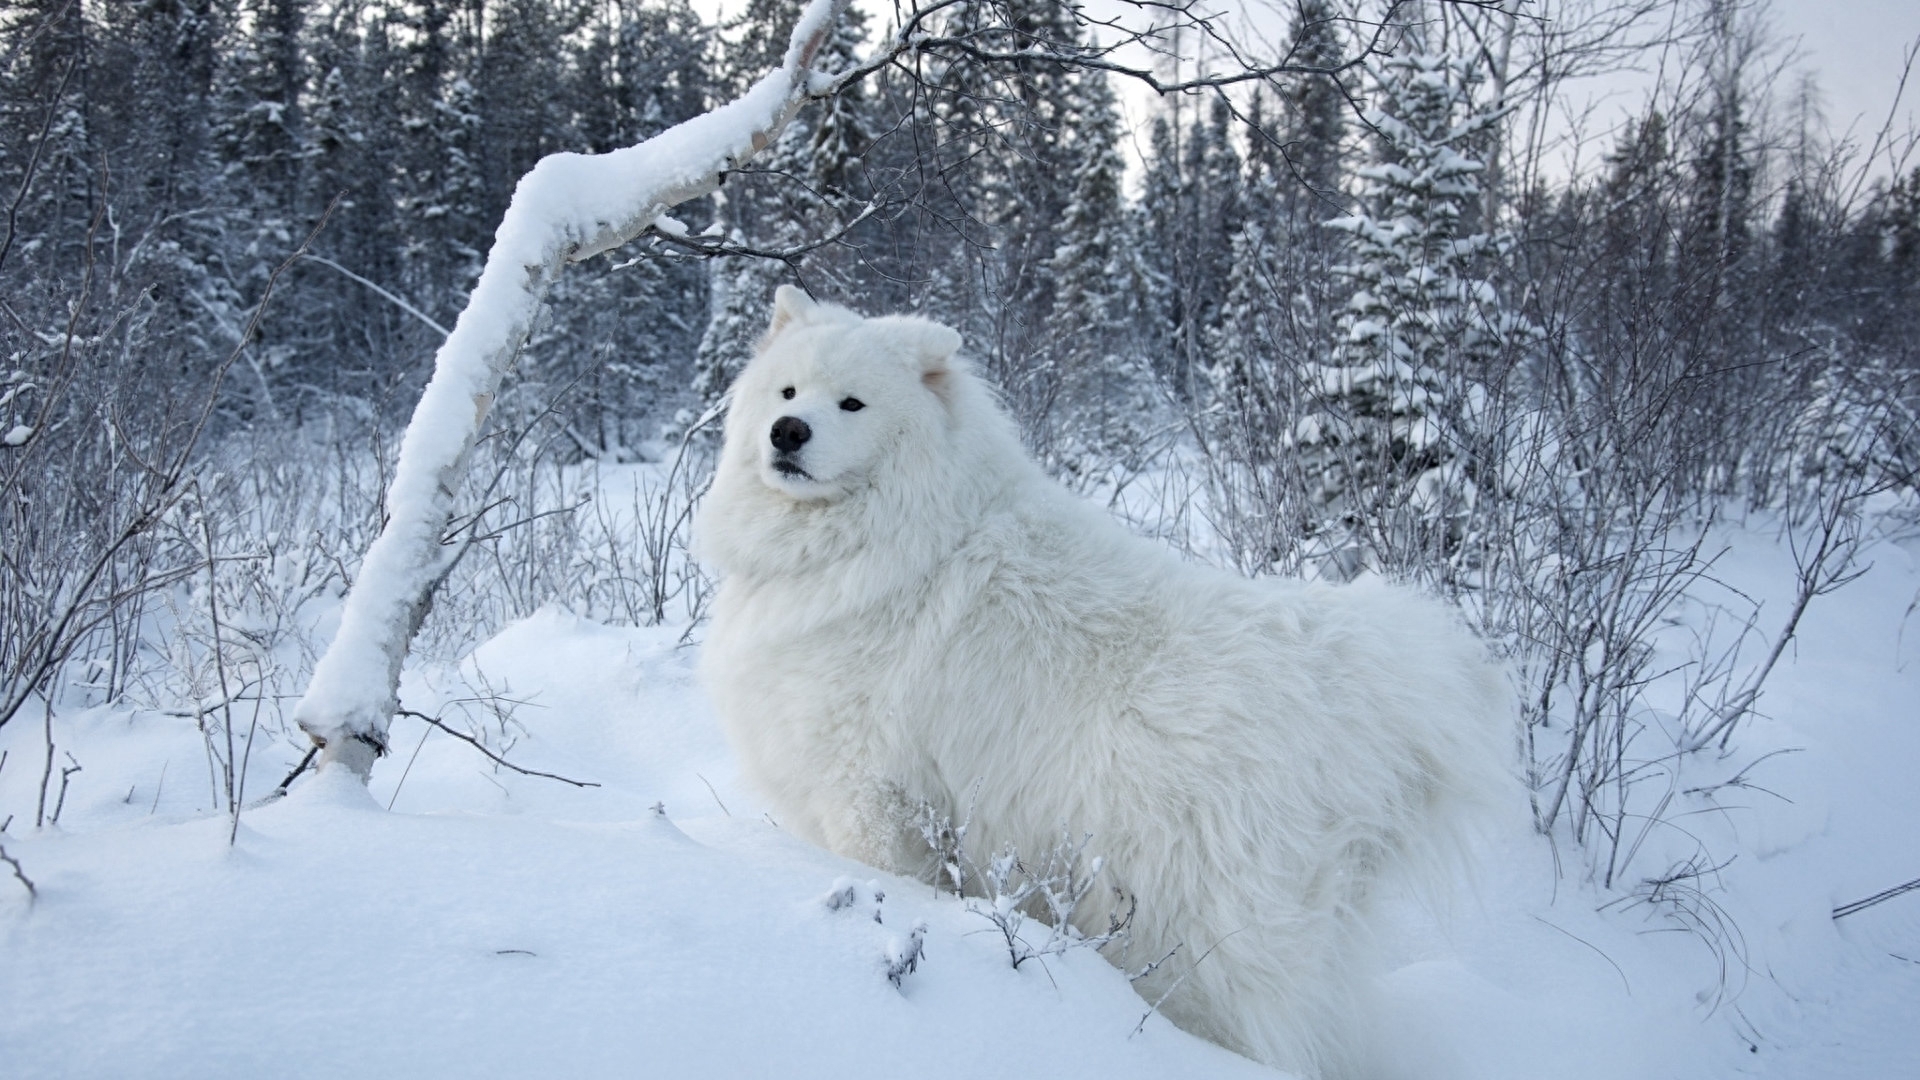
<box><xmin>290</xmin><ymin>0</ymin><xmax>853</xmax><ymax>779</ymax></box>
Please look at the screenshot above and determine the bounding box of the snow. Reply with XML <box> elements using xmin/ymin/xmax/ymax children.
<box><xmin>3</xmin><ymin>480</ymin><xmax>1920</xmax><ymax>1076</ymax></box>
<box><xmin>0</xmin><ymin>609</ymin><xmax>1269</xmax><ymax>1079</ymax></box>
<box><xmin>3</xmin><ymin>509</ymin><xmax>1918</xmax><ymax>1077</ymax></box>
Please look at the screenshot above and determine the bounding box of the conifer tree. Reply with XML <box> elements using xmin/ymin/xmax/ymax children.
<box><xmin>993</xmin><ymin>0</ymin><xmax>1082</xmax><ymax>321</ymax></box>
<box><xmin>1309</xmin><ymin>48</ymin><xmax>1528</xmax><ymax>578</ymax></box>
<box><xmin>1278</xmin><ymin>0</ymin><xmax>1347</xmax><ymax>216</ymax></box>
<box><xmin>87</xmin><ymin>0</ymin><xmax>234</xmax><ymax>375</ymax></box>
<box><xmin>908</xmin><ymin>0</ymin><xmax>1010</xmax><ymax>342</ymax></box>
<box><xmin>1044</xmin><ymin>68</ymin><xmax>1156</xmax><ymax>456</ymax></box>
<box><xmin>0</xmin><ymin>0</ymin><xmax>94</xmax><ymax>279</ymax></box>
<box><xmin>1207</xmin><ymin>95</ymin><xmax>1281</xmax><ymax>407</ymax></box>
<box><xmin>539</xmin><ymin>0</ymin><xmax>716</xmax><ymax>457</ymax></box>
<box><xmin>1684</xmin><ymin>73</ymin><xmax>1754</xmax><ymax>300</ymax></box>
<box><xmin>209</xmin><ymin>0</ymin><xmax>316</xmax><ymax>418</ymax></box>
<box><xmin>1139</xmin><ymin>100</ymin><xmax>1242</xmax><ymax>401</ymax></box>
<box><xmin>216</xmin><ymin>0</ymin><xmax>307</xmax><ymax>218</ymax></box>
<box><xmin>1046</xmin><ymin>70</ymin><xmax>1125</xmax><ymax>352</ymax></box>
<box><xmin>1171</xmin><ymin>97</ymin><xmax>1244</xmax><ymax>394</ymax></box>
<box><xmin>691</xmin><ymin>1</ymin><xmax>873</xmax><ymax>415</ymax></box>
<box><xmin>387</xmin><ymin>0</ymin><xmax>484</xmax><ymax>315</ymax></box>
<box><xmin>1135</xmin><ymin>115</ymin><xmax>1186</xmax><ymax>386</ymax></box>
<box><xmin>293</xmin><ymin>6</ymin><xmax>424</xmax><ymax>405</ymax></box>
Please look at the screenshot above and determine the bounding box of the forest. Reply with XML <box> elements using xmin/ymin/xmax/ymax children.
<box><xmin>3</xmin><ymin>0</ymin><xmax>1919</xmax><ymax>1053</ymax></box>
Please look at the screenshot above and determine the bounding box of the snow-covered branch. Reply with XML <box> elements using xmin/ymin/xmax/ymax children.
<box><xmin>289</xmin><ymin>0</ymin><xmax>853</xmax><ymax>778</ymax></box>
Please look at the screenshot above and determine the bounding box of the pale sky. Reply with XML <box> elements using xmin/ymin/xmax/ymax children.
<box><xmin>1771</xmin><ymin>0</ymin><xmax>1918</xmax><ymax>141</ymax></box>
<box><xmin>1548</xmin><ymin>0</ymin><xmax>1920</xmax><ymax>180</ymax></box>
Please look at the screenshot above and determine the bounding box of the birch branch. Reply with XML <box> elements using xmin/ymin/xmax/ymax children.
<box><xmin>289</xmin><ymin>0</ymin><xmax>852</xmax><ymax>778</ymax></box>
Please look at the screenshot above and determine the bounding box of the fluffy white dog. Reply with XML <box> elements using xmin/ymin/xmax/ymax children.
<box><xmin>696</xmin><ymin>286</ymin><xmax>1511</xmax><ymax>1077</ymax></box>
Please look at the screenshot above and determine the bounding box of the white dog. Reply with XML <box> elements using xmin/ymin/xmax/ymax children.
<box><xmin>696</xmin><ymin>286</ymin><xmax>1511</xmax><ymax>1077</ymax></box>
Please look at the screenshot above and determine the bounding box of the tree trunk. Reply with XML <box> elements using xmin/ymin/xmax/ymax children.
<box><xmin>290</xmin><ymin>0</ymin><xmax>850</xmax><ymax>780</ymax></box>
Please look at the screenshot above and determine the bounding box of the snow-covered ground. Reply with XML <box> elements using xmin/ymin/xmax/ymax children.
<box><xmin>3</xmin><ymin>514</ymin><xmax>1917</xmax><ymax>1078</ymax></box>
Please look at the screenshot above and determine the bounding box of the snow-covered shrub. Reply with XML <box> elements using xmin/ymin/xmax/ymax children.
<box><xmin>916</xmin><ymin>799</ymin><xmax>1133</xmax><ymax>972</ymax></box>
<box><xmin>822</xmin><ymin>877</ymin><xmax>886</xmax><ymax>923</ymax></box>
<box><xmin>1777</xmin><ymin>354</ymin><xmax>1920</xmax><ymax>514</ymax></box>
<box><xmin>821</xmin><ymin>877</ymin><xmax>928</xmax><ymax>989</ymax></box>
<box><xmin>884</xmin><ymin>921</ymin><xmax>928</xmax><ymax>988</ymax></box>
<box><xmin>973</xmin><ymin>832</ymin><xmax>1134</xmax><ymax>971</ymax></box>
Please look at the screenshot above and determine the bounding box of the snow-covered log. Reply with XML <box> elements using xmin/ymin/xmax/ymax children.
<box><xmin>290</xmin><ymin>0</ymin><xmax>851</xmax><ymax>779</ymax></box>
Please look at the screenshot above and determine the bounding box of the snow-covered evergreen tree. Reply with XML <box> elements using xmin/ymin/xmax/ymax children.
<box><xmin>1278</xmin><ymin>0</ymin><xmax>1347</xmax><ymax>215</ymax></box>
<box><xmin>993</xmin><ymin>0</ymin><xmax>1083</xmax><ymax>320</ymax></box>
<box><xmin>1307</xmin><ymin>48</ymin><xmax>1529</xmax><ymax>578</ymax></box>
<box><xmin>1205</xmin><ymin>218</ymin><xmax>1282</xmax><ymax>413</ymax></box>
<box><xmin>208</xmin><ymin>0</ymin><xmax>314</xmax><ymax>418</ymax></box>
<box><xmin>918</xmin><ymin>0</ymin><xmax>1004</xmax><ymax>330</ymax></box>
<box><xmin>1043</xmin><ymin>68</ymin><xmax>1157</xmax><ymax>459</ymax></box>
<box><xmin>690</xmin><ymin>1</ymin><xmax>873</xmax><ymax>417</ymax></box>
<box><xmin>528</xmin><ymin>0</ymin><xmax>717</xmax><ymax>459</ymax></box>
<box><xmin>388</xmin><ymin>0</ymin><xmax>484</xmax><ymax>316</ymax></box>
<box><xmin>1206</xmin><ymin>93</ymin><xmax>1292</xmax><ymax>401</ymax></box>
<box><xmin>1192</xmin><ymin>3</ymin><xmax>1346</xmax><ymax>474</ymax></box>
<box><xmin>1170</xmin><ymin>98</ymin><xmax>1244</xmax><ymax>397</ymax></box>
<box><xmin>1135</xmin><ymin>115</ymin><xmax>1185</xmax><ymax>387</ymax></box>
<box><xmin>1046</xmin><ymin>70</ymin><xmax>1125</xmax><ymax>352</ymax></box>
<box><xmin>217</xmin><ymin>0</ymin><xmax>306</xmax><ymax>212</ymax></box>
<box><xmin>1137</xmin><ymin>98</ymin><xmax>1244</xmax><ymax>402</ymax></box>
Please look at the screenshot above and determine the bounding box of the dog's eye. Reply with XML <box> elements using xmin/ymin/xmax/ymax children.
<box><xmin>839</xmin><ymin>398</ymin><xmax>865</xmax><ymax>412</ymax></box>
<box><xmin>781</xmin><ymin>386</ymin><xmax>795</xmax><ymax>400</ymax></box>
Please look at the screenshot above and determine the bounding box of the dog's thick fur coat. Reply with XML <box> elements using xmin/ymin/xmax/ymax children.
<box><xmin>696</xmin><ymin>287</ymin><xmax>1511</xmax><ymax>1076</ymax></box>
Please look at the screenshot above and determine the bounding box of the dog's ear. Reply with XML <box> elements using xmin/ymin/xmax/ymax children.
<box><xmin>765</xmin><ymin>284</ymin><xmax>817</xmax><ymax>340</ymax></box>
<box><xmin>874</xmin><ymin>315</ymin><xmax>963</xmax><ymax>403</ymax></box>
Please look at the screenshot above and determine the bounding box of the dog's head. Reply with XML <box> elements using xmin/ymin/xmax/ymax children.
<box><xmin>723</xmin><ymin>285</ymin><xmax>963</xmax><ymax>504</ymax></box>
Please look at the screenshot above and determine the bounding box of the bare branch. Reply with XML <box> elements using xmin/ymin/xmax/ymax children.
<box><xmin>396</xmin><ymin>709</ymin><xmax>599</xmax><ymax>789</ymax></box>
<box><xmin>0</xmin><ymin>841</ymin><xmax>34</xmax><ymax>901</ymax></box>
<box><xmin>1834</xmin><ymin>877</ymin><xmax>1920</xmax><ymax>920</ymax></box>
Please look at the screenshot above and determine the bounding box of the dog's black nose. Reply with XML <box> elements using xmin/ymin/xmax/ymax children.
<box><xmin>770</xmin><ymin>416</ymin><xmax>811</xmax><ymax>454</ymax></box>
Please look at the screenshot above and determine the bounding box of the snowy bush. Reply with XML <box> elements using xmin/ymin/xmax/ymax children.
<box><xmin>822</xmin><ymin>877</ymin><xmax>929</xmax><ymax>989</ymax></box>
<box><xmin>916</xmin><ymin>798</ymin><xmax>1134</xmax><ymax>973</ymax></box>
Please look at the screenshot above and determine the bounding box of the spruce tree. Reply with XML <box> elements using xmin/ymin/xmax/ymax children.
<box><xmin>915</xmin><ymin>0</ymin><xmax>1007</xmax><ymax>333</ymax></box>
<box><xmin>386</xmin><ymin>0</ymin><xmax>483</xmax><ymax>316</ymax></box>
<box><xmin>1044</xmin><ymin>68</ymin><xmax>1157</xmax><ymax>459</ymax></box>
<box><xmin>209</xmin><ymin>0</ymin><xmax>316</xmax><ymax>418</ymax></box>
<box><xmin>1138</xmin><ymin>100</ymin><xmax>1242</xmax><ymax>402</ymax></box>
<box><xmin>0</xmin><ymin>0</ymin><xmax>94</xmax><ymax>279</ymax></box>
<box><xmin>1310</xmin><ymin>48</ymin><xmax>1528</xmax><ymax>578</ymax></box>
<box><xmin>690</xmin><ymin>1</ymin><xmax>874</xmax><ymax>415</ymax></box>
<box><xmin>539</xmin><ymin>0</ymin><xmax>717</xmax><ymax>457</ymax></box>
<box><xmin>1278</xmin><ymin>0</ymin><xmax>1347</xmax><ymax>215</ymax></box>
<box><xmin>1135</xmin><ymin>115</ymin><xmax>1186</xmax><ymax>387</ymax></box>
<box><xmin>215</xmin><ymin>0</ymin><xmax>307</xmax><ymax>218</ymax></box>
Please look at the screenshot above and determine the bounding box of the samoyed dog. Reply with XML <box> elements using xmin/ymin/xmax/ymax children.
<box><xmin>696</xmin><ymin>286</ymin><xmax>1511</xmax><ymax>1077</ymax></box>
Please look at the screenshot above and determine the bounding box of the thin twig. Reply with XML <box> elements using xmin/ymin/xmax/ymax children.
<box><xmin>696</xmin><ymin>773</ymin><xmax>731</xmax><ymax>816</ymax></box>
<box><xmin>387</xmin><ymin>717</ymin><xmax>436</xmax><ymax>812</ymax></box>
<box><xmin>49</xmin><ymin>754</ymin><xmax>79</xmax><ymax>826</ymax></box>
<box><xmin>1130</xmin><ymin>927</ymin><xmax>1246</xmax><ymax>1038</ymax></box>
<box><xmin>1834</xmin><ymin>877</ymin><xmax>1920</xmax><ymax>920</ymax></box>
<box><xmin>272</xmin><ymin>746</ymin><xmax>318</xmax><ymax>796</ymax></box>
<box><xmin>0</xmin><ymin>841</ymin><xmax>34</xmax><ymax>900</ymax></box>
<box><xmin>299</xmin><ymin>252</ymin><xmax>451</xmax><ymax>337</ymax></box>
<box><xmin>396</xmin><ymin>709</ymin><xmax>599</xmax><ymax>788</ymax></box>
